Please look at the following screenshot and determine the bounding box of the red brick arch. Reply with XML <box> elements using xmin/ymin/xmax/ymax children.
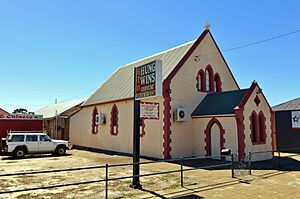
<box><xmin>205</xmin><ymin>64</ymin><xmax>214</xmax><ymax>92</ymax></box>
<box><xmin>91</xmin><ymin>107</ymin><xmax>98</xmax><ymax>134</ymax></box>
<box><xmin>110</xmin><ymin>104</ymin><xmax>119</xmax><ymax>136</ymax></box>
<box><xmin>204</xmin><ymin>117</ymin><xmax>225</xmax><ymax>157</ymax></box>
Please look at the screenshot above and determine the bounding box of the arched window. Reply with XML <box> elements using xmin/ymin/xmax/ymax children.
<box><xmin>250</xmin><ymin>111</ymin><xmax>258</xmax><ymax>143</ymax></box>
<box><xmin>214</xmin><ymin>73</ymin><xmax>222</xmax><ymax>92</ymax></box>
<box><xmin>110</xmin><ymin>104</ymin><xmax>119</xmax><ymax>135</ymax></box>
<box><xmin>196</xmin><ymin>69</ymin><xmax>205</xmax><ymax>91</ymax></box>
<box><xmin>205</xmin><ymin>65</ymin><xmax>214</xmax><ymax>92</ymax></box>
<box><xmin>91</xmin><ymin>107</ymin><xmax>98</xmax><ymax>134</ymax></box>
<box><xmin>258</xmin><ymin>112</ymin><xmax>266</xmax><ymax>143</ymax></box>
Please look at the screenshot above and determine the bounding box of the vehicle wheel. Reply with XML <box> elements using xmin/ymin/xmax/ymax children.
<box><xmin>13</xmin><ymin>148</ymin><xmax>26</xmax><ymax>159</ymax></box>
<box><xmin>56</xmin><ymin>146</ymin><xmax>66</xmax><ymax>156</ymax></box>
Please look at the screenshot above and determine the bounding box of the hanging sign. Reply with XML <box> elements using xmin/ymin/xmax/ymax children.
<box><xmin>140</xmin><ymin>102</ymin><xmax>159</xmax><ymax>119</ymax></box>
<box><xmin>135</xmin><ymin>60</ymin><xmax>162</xmax><ymax>99</ymax></box>
<box><xmin>291</xmin><ymin>111</ymin><xmax>300</xmax><ymax>129</ymax></box>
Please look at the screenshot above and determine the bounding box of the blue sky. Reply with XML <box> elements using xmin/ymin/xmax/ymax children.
<box><xmin>0</xmin><ymin>1</ymin><xmax>299</xmax><ymax>113</ymax></box>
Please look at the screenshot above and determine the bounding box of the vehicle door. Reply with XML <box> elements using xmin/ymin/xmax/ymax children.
<box><xmin>39</xmin><ymin>135</ymin><xmax>54</xmax><ymax>152</ymax></box>
<box><xmin>8</xmin><ymin>135</ymin><xmax>25</xmax><ymax>152</ymax></box>
<box><xmin>25</xmin><ymin>134</ymin><xmax>39</xmax><ymax>153</ymax></box>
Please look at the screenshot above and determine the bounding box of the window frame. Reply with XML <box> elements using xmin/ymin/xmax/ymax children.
<box><xmin>196</xmin><ymin>69</ymin><xmax>205</xmax><ymax>92</ymax></box>
<box><xmin>214</xmin><ymin>73</ymin><xmax>222</xmax><ymax>92</ymax></box>
<box><xmin>91</xmin><ymin>107</ymin><xmax>99</xmax><ymax>134</ymax></box>
<box><xmin>205</xmin><ymin>65</ymin><xmax>214</xmax><ymax>92</ymax></box>
<box><xmin>110</xmin><ymin>104</ymin><xmax>119</xmax><ymax>136</ymax></box>
<box><xmin>258</xmin><ymin>111</ymin><xmax>266</xmax><ymax>143</ymax></box>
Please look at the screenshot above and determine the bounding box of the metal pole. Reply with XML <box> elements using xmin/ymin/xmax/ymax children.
<box><xmin>180</xmin><ymin>157</ymin><xmax>183</xmax><ymax>187</ymax></box>
<box><xmin>231</xmin><ymin>153</ymin><xmax>234</xmax><ymax>178</ymax></box>
<box><xmin>249</xmin><ymin>152</ymin><xmax>252</xmax><ymax>175</ymax></box>
<box><xmin>278</xmin><ymin>151</ymin><xmax>281</xmax><ymax>169</ymax></box>
<box><xmin>132</xmin><ymin>67</ymin><xmax>142</xmax><ymax>189</ymax></box>
<box><xmin>105</xmin><ymin>163</ymin><xmax>108</xmax><ymax>199</ymax></box>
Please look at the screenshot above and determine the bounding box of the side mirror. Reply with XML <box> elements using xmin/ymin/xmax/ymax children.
<box><xmin>221</xmin><ymin>148</ymin><xmax>231</xmax><ymax>156</ymax></box>
<box><xmin>7</xmin><ymin>139</ymin><xmax>11</xmax><ymax>142</ymax></box>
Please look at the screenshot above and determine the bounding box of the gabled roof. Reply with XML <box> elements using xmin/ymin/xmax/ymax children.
<box><xmin>82</xmin><ymin>40</ymin><xmax>196</xmax><ymax>106</ymax></box>
<box><xmin>36</xmin><ymin>97</ymin><xmax>87</xmax><ymax>119</ymax></box>
<box><xmin>272</xmin><ymin>97</ymin><xmax>300</xmax><ymax>111</ymax></box>
<box><xmin>192</xmin><ymin>89</ymin><xmax>249</xmax><ymax>117</ymax></box>
<box><xmin>0</xmin><ymin>108</ymin><xmax>9</xmax><ymax>115</ymax></box>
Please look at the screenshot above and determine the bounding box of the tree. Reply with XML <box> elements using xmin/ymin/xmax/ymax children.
<box><xmin>12</xmin><ymin>108</ymin><xmax>28</xmax><ymax>115</ymax></box>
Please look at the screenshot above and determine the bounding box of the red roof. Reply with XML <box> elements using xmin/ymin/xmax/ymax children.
<box><xmin>0</xmin><ymin>108</ymin><xmax>9</xmax><ymax>115</ymax></box>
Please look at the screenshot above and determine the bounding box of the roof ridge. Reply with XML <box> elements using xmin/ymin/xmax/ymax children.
<box><xmin>121</xmin><ymin>39</ymin><xmax>196</xmax><ymax>69</ymax></box>
<box><xmin>273</xmin><ymin>96</ymin><xmax>300</xmax><ymax>108</ymax></box>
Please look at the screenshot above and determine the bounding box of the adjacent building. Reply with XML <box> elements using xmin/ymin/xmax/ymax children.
<box><xmin>36</xmin><ymin>98</ymin><xmax>86</xmax><ymax>140</ymax></box>
<box><xmin>0</xmin><ymin>113</ymin><xmax>43</xmax><ymax>139</ymax></box>
<box><xmin>70</xmin><ymin>29</ymin><xmax>275</xmax><ymax>160</ymax></box>
<box><xmin>0</xmin><ymin>108</ymin><xmax>9</xmax><ymax>115</ymax></box>
<box><xmin>273</xmin><ymin>97</ymin><xmax>300</xmax><ymax>151</ymax></box>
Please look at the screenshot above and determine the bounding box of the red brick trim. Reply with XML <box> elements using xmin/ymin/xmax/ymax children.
<box><xmin>249</xmin><ymin>111</ymin><xmax>259</xmax><ymax>144</ymax></box>
<box><xmin>238</xmin><ymin>82</ymin><xmax>257</xmax><ymax>108</ymax></box>
<box><xmin>205</xmin><ymin>64</ymin><xmax>214</xmax><ymax>92</ymax></box>
<box><xmin>249</xmin><ymin>110</ymin><xmax>267</xmax><ymax>145</ymax></box>
<box><xmin>196</xmin><ymin>69</ymin><xmax>205</xmax><ymax>92</ymax></box>
<box><xmin>140</xmin><ymin>118</ymin><xmax>146</xmax><ymax>137</ymax></box>
<box><xmin>162</xmin><ymin>30</ymin><xmax>209</xmax><ymax>159</ymax></box>
<box><xmin>91</xmin><ymin>107</ymin><xmax>98</xmax><ymax>134</ymax></box>
<box><xmin>208</xmin><ymin>31</ymin><xmax>240</xmax><ymax>89</ymax></box>
<box><xmin>234</xmin><ymin>107</ymin><xmax>246</xmax><ymax>160</ymax></box>
<box><xmin>204</xmin><ymin>117</ymin><xmax>225</xmax><ymax>158</ymax></box>
<box><xmin>214</xmin><ymin>72</ymin><xmax>222</xmax><ymax>92</ymax></box>
<box><xmin>110</xmin><ymin>104</ymin><xmax>119</xmax><ymax>136</ymax></box>
<box><xmin>165</xmin><ymin>30</ymin><xmax>209</xmax><ymax>82</ymax></box>
<box><xmin>258</xmin><ymin>111</ymin><xmax>266</xmax><ymax>143</ymax></box>
<box><xmin>162</xmin><ymin>81</ymin><xmax>172</xmax><ymax>159</ymax></box>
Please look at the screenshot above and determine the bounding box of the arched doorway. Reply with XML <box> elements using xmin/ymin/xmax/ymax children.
<box><xmin>211</xmin><ymin>123</ymin><xmax>221</xmax><ymax>159</ymax></box>
<box><xmin>204</xmin><ymin>118</ymin><xmax>225</xmax><ymax>160</ymax></box>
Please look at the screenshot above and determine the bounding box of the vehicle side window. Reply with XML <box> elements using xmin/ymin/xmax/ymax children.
<box><xmin>26</xmin><ymin>135</ymin><xmax>38</xmax><ymax>142</ymax></box>
<box><xmin>39</xmin><ymin>135</ymin><xmax>51</xmax><ymax>142</ymax></box>
<box><xmin>11</xmin><ymin>135</ymin><xmax>25</xmax><ymax>142</ymax></box>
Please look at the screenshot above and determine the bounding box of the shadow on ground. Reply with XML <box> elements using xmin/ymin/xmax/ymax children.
<box><xmin>0</xmin><ymin>153</ymin><xmax>71</xmax><ymax>161</ymax></box>
<box><xmin>172</xmin><ymin>153</ymin><xmax>300</xmax><ymax>172</ymax></box>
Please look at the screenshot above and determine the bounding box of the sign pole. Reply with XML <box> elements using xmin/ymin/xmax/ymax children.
<box><xmin>132</xmin><ymin>67</ymin><xmax>142</xmax><ymax>189</ymax></box>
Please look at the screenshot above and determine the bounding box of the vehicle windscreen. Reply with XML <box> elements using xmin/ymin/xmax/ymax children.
<box><xmin>39</xmin><ymin>135</ymin><xmax>51</xmax><ymax>142</ymax></box>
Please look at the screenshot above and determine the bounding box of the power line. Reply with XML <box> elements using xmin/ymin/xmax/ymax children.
<box><xmin>1</xmin><ymin>28</ymin><xmax>300</xmax><ymax>108</ymax></box>
<box><xmin>195</xmin><ymin>28</ymin><xmax>300</xmax><ymax>58</ymax></box>
<box><xmin>223</xmin><ymin>28</ymin><xmax>300</xmax><ymax>52</ymax></box>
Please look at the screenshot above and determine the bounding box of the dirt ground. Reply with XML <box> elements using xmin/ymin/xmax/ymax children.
<box><xmin>0</xmin><ymin>149</ymin><xmax>300</xmax><ymax>199</ymax></box>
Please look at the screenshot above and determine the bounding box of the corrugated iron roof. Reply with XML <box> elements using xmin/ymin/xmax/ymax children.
<box><xmin>82</xmin><ymin>40</ymin><xmax>196</xmax><ymax>106</ymax></box>
<box><xmin>36</xmin><ymin>97</ymin><xmax>87</xmax><ymax>119</ymax></box>
<box><xmin>272</xmin><ymin>97</ymin><xmax>300</xmax><ymax>111</ymax></box>
<box><xmin>192</xmin><ymin>89</ymin><xmax>249</xmax><ymax>117</ymax></box>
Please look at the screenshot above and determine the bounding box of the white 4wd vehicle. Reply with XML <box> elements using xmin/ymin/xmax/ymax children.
<box><xmin>2</xmin><ymin>133</ymin><xmax>72</xmax><ymax>158</ymax></box>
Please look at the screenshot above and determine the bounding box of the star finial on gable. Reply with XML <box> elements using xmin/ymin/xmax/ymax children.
<box><xmin>204</xmin><ymin>22</ymin><xmax>210</xmax><ymax>30</ymax></box>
